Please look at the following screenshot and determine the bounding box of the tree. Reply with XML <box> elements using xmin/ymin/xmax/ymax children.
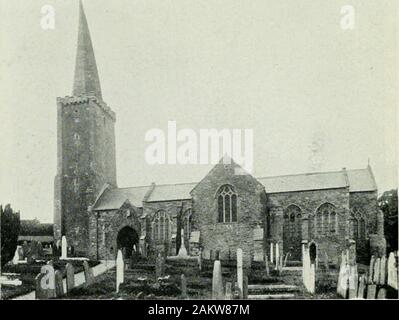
<box><xmin>378</xmin><ymin>189</ymin><xmax>398</xmax><ymax>252</ymax></box>
<box><xmin>1</xmin><ymin>204</ymin><xmax>21</xmax><ymax>268</ymax></box>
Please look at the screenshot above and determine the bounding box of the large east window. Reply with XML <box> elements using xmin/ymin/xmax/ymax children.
<box><xmin>217</xmin><ymin>185</ymin><xmax>237</xmax><ymax>223</ymax></box>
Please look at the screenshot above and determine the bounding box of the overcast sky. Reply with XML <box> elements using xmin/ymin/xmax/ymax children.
<box><xmin>1</xmin><ymin>0</ymin><xmax>397</xmax><ymax>223</ymax></box>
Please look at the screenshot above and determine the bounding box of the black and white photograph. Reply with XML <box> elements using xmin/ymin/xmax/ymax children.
<box><xmin>0</xmin><ymin>0</ymin><xmax>398</xmax><ymax>303</ymax></box>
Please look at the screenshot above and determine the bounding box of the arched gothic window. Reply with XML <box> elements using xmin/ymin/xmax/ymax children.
<box><xmin>152</xmin><ymin>210</ymin><xmax>171</xmax><ymax>243</ymax></box>
<box><xmin>217</xmin><ymin>185</ymin><xmax>237</xmax><ymax>223</ymax></box>
<box><xmin>283</xmin><ymin>205</ymin><xmax>302</xmax><ymax>260</ymax></box>
<box><xmin>315</xmin><ymin>203</ymin><xmax>338</xmax><ymax>235</ymax></box>
<box><xmin>351</xmin><ymin>209</ymin><xmax>367</xmax><ymax>240</ymax></box>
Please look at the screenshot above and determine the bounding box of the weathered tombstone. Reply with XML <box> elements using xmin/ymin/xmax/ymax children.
<box><xmin>379</xmin><ymin>256</ymin><xmax>387</xmax><ymax>285</ymax></box>
<box><xmin>368</xmin><ymin>255</ymin><xmax>375</xmax><ymax>284</ymax></box>
<box><xmin>387</xmin><ymin>252</ymin><xmax>398</xmax><ymax>290</ymax></box>
<box><xmin>116</xmin><ymin>249</ymin><xmax>124</xmax><ymax>293</ymax></box>
<box><xmin>373</xmin><ymin>258</ymin><xmax>381</xmax><ymax>284</ymax></box>
<box><xmin>155</xmin><ymin>253</ymin><xmax>165</xmax><ymax>279</ymax></box>
<box><xmin>35</xmin><ymin>265</ymin><xmax>56</xmax><ymax>299</ymax></box>
<box><xmin>243</xmin><ymin>275</ymin><xmax>248</xmax><ymax>299</ymax></box>
<box><xmin>376</xmin><ymin>288</ymin><xmax>387</xmax><ymax>299</ymax></box>
<box><xmin>61</xmin><ymin>236</ymin><xmax>67</xmax><ymax>259</ymax></box>
<box><xmin>265</xmin><ymin>254</ymin><xmax>270</xmax><ymax>276</ymax></box>
<box><xmin>225</xmin><ymin>282</ymin><xmax>232</xmax><ymax>300</ymax></box>
<box><xmin>236</xmin><ymin>248</ymin><xmax>243</xmax><ymax>299</ymax></box>
<box><xmin>180</xmin><ymin>274</ymin><xmax>188</xmax><ymax>299</ymax></box>
<box><xmin>357</xmin><ymin>275</ymin><xmax>366</xmax><ymax>299</ymax></box>
<box><xmin>366</xmin><ymin>284</ymin><xmax>377</xmax><ymax>299</ymax></box>
<box><xmin>275</xmin><ymin>243</ymin><xmax>280</xmax><ymax>269</ymax></box>
<box><xmin>308</xmin><ymin>264</ymin><xmax>315</xmax><ymax>295</ymax></box>
<box><xmin>17</xmin><ymin>246</ymin><xmax>24</xmax><ymax>260</ymax></box>
<box><xmin>198</xmin><ymin>248</ymin><xmax>202</xmax><ymax>271</ymax></box>
<box><xmin>178</xmin><ymin>229</ymin><xmax>188</xmax><ymax>257</ymax></box>
<box><xmin>83</xmin><ymin>261</ymin><xmax>94</xmax><ymax>287</ymax></box>
<box><xmin>348</xmin><ymin>265</ymin><xmax>358</xmax><ymax>299</ymax></box>
<box><xmin>65</xmin><ymin>263</ymin><xmax>75</xmax><ymax>293</ymax></box>
<box><xmin>212</xmin><ymin>260</ymin><xmax>224</xmax><ymax>299</ymax></box>
<box><xmin>337</xmin><ymin>252</ymin><xmax>348</xmax><ymax>298</ymax></box>
<box><xmin>54</xmin><ymin>270</ymin><xmax>64</xmax><ymax>297</ymax></box>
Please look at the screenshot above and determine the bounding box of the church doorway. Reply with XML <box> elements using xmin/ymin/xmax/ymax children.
<box><xmin>116</xmin><ymin>226</ymin><xmax>139</xmax><ymax>259</ymax></box>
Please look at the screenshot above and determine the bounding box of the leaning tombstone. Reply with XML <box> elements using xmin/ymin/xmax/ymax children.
<box><xmin>212</xmin><ymin>260</ymin><xmax>224</xmax><ymax>299</ymax></box>
<box><xmin>379</xmin><ymin>256</ymin><xmax>387</xmax><ymax>285</ymax></box>
<box><xmin>357</xmin><ymin>275</ymin><xmax>366</xmax><ymax>299</ymax></box>
<box><xmin>54</xmin><ymin>270</ymin><xmax>64</xmax><ymax>297</ymax></box>
<box><xmin>387</xmin><ymin>252</ymin><xmax>398</xmax><ymax>290</ymax></box>
<box><xmin>373</xmin><ymin>258</ymin><xmax>381</xmax><ymax>284</ymax></box>
<box><xmin>368</xmin><ymin>255</ymin><xmax>375</xmax><ymax>284</ymax></box>
<box><xmin>65</xmin><ymin>263</ymin><xmax>75</xmax><ymax>293</ymax></box>
<box><xmin>83</xmin><ymin>261</ymin><xmax>94</xmax><ymax>287</ymax></box>
<box><xmin>366</xmin><ymin>284</ymin><xmax>377</xmax><ymax>299</ymax></box>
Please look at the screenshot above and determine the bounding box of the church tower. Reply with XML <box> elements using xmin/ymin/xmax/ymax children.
<box><xmin>54</xmin><ymin>1</ymin><xmax>117</xmax><ymax>256</ymax></box>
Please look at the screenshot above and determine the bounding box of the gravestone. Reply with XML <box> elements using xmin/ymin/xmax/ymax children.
<box><xmin>379</xmin><ymin>256</ymin><xmax>387</xmax><ymax>285</ymax></box>
<box><xmin>366</xmin><ymin>284</ymin><xmax>377</xmax><ymax>299</ymax></box>
<box><xmin>243</xmin><ymin>275</ymin><xmax>248</xmax><ymax>299</ymax></box>
<box><xmin>155</xmin><ymin>253</ymin><xmax>165</xmax><ymax>279</ymax></box>
<box><xmin>17</xmin><ymin>246</ymin><xmax>24</xmax><ymax>260</ymax></box>
<box><xmin>212</xmin><ymin>260</ymin><xmax>224</xmax><ymax>299</ymax></box>
<box><xmin>265</xmin><ymin>254</ymin><xmax>270</xmax><ymax>276</ymax></box>
<box><xmin>368</xmin><ymin>255</ymin><xmax>375</xmax><ymax>283</ymax></box>
<box><xmin>337</xmin><ymin>252</ymin><xmax>348</xmax><ymax>298</ymax></box>
<box><xmin>35</xmin><ymin>265</ymin><xmax>56</xmax><ymax>299</ymax></box>
<box><xmin>65</xmin><ymin>263</ymin><xmax>75</xmax><ymax>293</ymax></box>
<box><xmin>236</xmin><ymin>248</ymin><xmax>243</xmax><ymax>299</ymax></box>
<box><xmin>54</xmin><ymin>270</ymin><xmax>64</xmax><ymax>297</ymax></box>
<box><xmin>270</xmin><ymin>243</ymin><xmax>274</xmax><ymax>264</ymax></box>
<box><xmin>387</xmin><ymin>252</ymin><xmax>398</xmax><ymax>290</ymax></box>
<box><xmin>83</xmin><ymin>261</ymin><xmax>94</xmax><ymax>287</ymax></box>
<box><xmin>61</xmin><ymin>236</ymin><xmax>67</xmax><ymax>259</ymax></box>
<box><xmin>178</xmin><ymin>229</ymin><xmax>188</xmax><ymax>257</ymax></box>
<box><xmin>373</xmin><ymin>258</ymin><xmax>381</xmax><ymax>284</ymax></box>
<box><xmin>12</xmin><ymin>247</ymin><xmax>20</xmax><ymax>265</ymax></box>
<box><xmin>116</xmin><ymin>250</ymin><xmax>124</xmax><ymax>293</ymax></box>
<box><xmin>198</xmin><ymin>248</ymin><xmax>202</xmax><ymax>271</ymax></box>
<box><xmin>377</xmin><ymin>288</ymin><xmax>387</xmax><ymax>299</ymax></box>
<box><xmin>348</xmin><ymin>265</ymin><xmax>358</xmax><ymax>299</ymax></box>
<box><xmin>357</xmin><ymin>275</ymin><xmax>366</xmax><ymax>299</ymax></box>
<box><xmin>275</xmin><ymin>243</ymin><xmax>280</xmax><ymax>269</ymax></box>
<box><xmin>181</xmin><ymin>274</ymin><xmax>188</xmax><ymax>299</ymax></box>
<box><xmin>284</xmin><ymin>252</ymin><xmax>290</xmax><ymax>268</ymax></box>
<box><xmin>225</xmin><ymin>282</ymin><xmax>232</xmax><ymax>300</ymax></box>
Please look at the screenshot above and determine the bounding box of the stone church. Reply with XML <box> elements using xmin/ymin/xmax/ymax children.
<box><xmin>54</xmin><ymin>2</ymin><xmax>386</xmax><ymax>267</ymax></box>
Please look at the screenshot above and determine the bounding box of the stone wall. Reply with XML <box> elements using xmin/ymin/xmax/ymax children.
<box><xmin>191</xmin><ymin>161</ymin><xmax>266</xmax><ymax>267</ymax></box>
<box><xmin>267</xmin><ymin>187</ymin><xmax>350</xmax><ymax>265</ymax></box>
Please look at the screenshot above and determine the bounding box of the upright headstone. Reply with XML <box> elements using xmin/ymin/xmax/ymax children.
<box><xmin>373</xmin><ymin>258</ymin><xmax>381</xmax><ymax>284</ymax></box>
<box><xmin>337</xmin><ymin>252</ymin><xmax>348</xmax><ymax>298</ymax></box>
<box><xmin>181</xmin><ymin>274</ymin><xmax>188</xmax><ymax>299</ymax></box>
<box><xmin>265</xmin><ymin>254</ymin><xmax>270</xmax><ymax>276</ymax></box>
<box><xmin>65</xmin><ymin>263</ymin><xmax>75</xmax><ymax>293</ymax></box>
<box><xmin>387</xmin><ymin>252</ymin><xmax>398</xmax><ymax>290</ymax></box>
<box><xmin>198</xmin><ymin>248</ymin><xmax>202</xmax><ymax>271</ymax></box>
<box><xmin>61</xmin><ymin>236</ymin><xmax>67</xmax><ymax>259</ymax></box>
<box><xmin>116</xmin><ymin>249</ymin><xmax>124</xmax><ymax>293</ymax></box>
<box><xmin>376</xmin><ymin>288</ymin><xmax>387</xmax><ymax>299</ymax></box>
<box><xmin>83</xmin><ymin>261</ymin><xmax>94</xmax><ymax>287</ymax></box>
<box><xmin>54</xmin><ymin>270</ymin><xmax>64</xmax><ymax>297</ymax></box>
<box><xmin>357</xmin><ymin>275</ymin><xmax>366</xmax><ymax>299</ymax></box>
<box><xmin>178</xmin><ymin>229</ymin><xmax>188</xmax><ymax>257</ymax></box>
<box><xmin>366</xmin><ymin>284</ymin><xmax>377</xmax><ymax>299</ymax></box>
<box><xmin>348</xmin><ymin>265</ymin><xmax>358</xmax><ymax>299</ymax></box>
<box><xmin>225</xmin><ymin>282</ymin><xmax>232</xmax><ymax>300</ymax></box>
<box><xmin>368</xmin><ymin>255</ymin><xmax>375</xmax><ymax>283</ymax></box>
<box><xmin>236</xmin><ymin>248</ymin><xmax>243</xmax><ymax>299</ymax></box>
<box><xmin>155</xmin><ymin>253</ymin><xmax>165</xmax><ymax>279</ymax></box>
<box><xmin>308</xmin><ymin>264</ymin><xmax>315</xmax><ymax>295</ymax></box>
<box><xmin>379</xmin><ymin>256</ymin><xmax>387</xmax><ymax>285</ymax></box>
<box><xmin>212</xmin><ymin>260</ymin><xmax>224</xmax><ymax>299</ymax></box>
<box><xmin>275</xmin><ymin>243</ymin><xmax>280</xmax><ymax>269</ymax></box>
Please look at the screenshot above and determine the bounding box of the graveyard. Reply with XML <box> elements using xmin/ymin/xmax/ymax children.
<box><xmin>1</xmin><ymin>231</ymin><xmax>397</xmax><ymax>300</ymax></box>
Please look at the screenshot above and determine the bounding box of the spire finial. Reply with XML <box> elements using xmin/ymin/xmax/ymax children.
<box><xmin>73</xmin><ymin>0</ymin><xmax>102</xmax><ymax>99</ymax></box>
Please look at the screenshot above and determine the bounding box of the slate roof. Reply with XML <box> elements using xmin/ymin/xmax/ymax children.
<box><xmin>92</xmin><ymin>167</ymin><xmax>377</xmax><ymax>210</ymax></box>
